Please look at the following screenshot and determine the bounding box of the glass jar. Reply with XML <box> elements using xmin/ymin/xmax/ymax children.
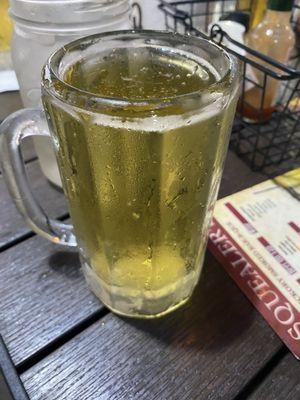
<box><xmin>10</xmin><ymin>0</ymin><xmax>131</xmax><ymax>186</ymax></box>
<box><xmin>0</xmin><ymin>0</ymin><xmax>13</xmax><ymax>70</ymax></box>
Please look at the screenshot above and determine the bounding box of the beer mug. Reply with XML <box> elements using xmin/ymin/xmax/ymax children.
<box><xmin>0</xmin><ymin>31</ymin><xmax>240</xmax><ymax>318</ymax></box>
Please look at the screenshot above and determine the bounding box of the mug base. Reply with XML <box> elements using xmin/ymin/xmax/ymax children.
<box><xmin>82</xmin><ymin>260</ymin><xmax>196</xmax><ymax>319</ymax></box>
<box><xmin>101</xmin><ymin>295</ymin><xmax>190</xmax><ymax>319</ymax></box>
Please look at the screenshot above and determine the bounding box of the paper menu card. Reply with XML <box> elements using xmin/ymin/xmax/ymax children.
<box><xmin>208</xmin><ymin>168</ymin><xmax>300</xmax><ymax>359</ymax></box>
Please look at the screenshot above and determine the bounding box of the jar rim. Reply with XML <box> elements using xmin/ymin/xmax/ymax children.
<box><xmin>42</xmin><ymin>30</ymin><xmax>240</xmax><ymax>115</ymax></box>
<box><xmin>10</xmin><ymin>0</ymin><xmax>130</xmax><ymax>24</ymax></box>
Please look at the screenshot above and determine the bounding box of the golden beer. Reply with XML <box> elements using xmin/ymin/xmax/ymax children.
<box><xmin>43</xmin><ymin>32</ymin><xmax>239</xmax><ymax>317</ymax></box>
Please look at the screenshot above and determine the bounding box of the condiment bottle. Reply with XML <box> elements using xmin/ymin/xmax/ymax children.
<box><xmin>243</xmin><ymin>0</ymin><xmax>295</xmax><ymax>121</ymax></box>
<box><xmin>249</xmin><ymin>0</ymin><xmax>267</xmax><ymax>29</ymax></box>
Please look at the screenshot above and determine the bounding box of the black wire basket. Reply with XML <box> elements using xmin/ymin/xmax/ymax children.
<box><xmin>159</xmin><ymin>0</ymin><xmax>300</xmax><ymax>176</ymax></box>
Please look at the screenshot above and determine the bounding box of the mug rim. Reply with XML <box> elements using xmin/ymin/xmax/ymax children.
<box><xmin>42</xmin><ymin>29</ymin><xmax>239</xmax><ymax>114</ymax></box>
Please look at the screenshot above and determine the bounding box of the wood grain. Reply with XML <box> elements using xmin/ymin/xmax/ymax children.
<box><xmin>0</xmin><ymin>159</ymin><xmax>67</xmax><ymax>249</ymax></box>
<box><xmin>219</xmin><ymin>151</ymin><xmax>265</xmax><ymax>198</ymax></box>
<box><xmin>0</xmin><ymin>233</ymin><xmax>102</xmax><ymax>366</ymax></box>
<box><xmin>21</xmin><ymin>252</ymin><xmax>282</xmax><ymax>400</ymax></box>
<box><xmin>249</xmin><ymin>353</ymin><xmax>300</xmax><ymax>400</ymax></box>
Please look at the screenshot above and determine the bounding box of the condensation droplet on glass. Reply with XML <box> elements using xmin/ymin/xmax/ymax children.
<box><xmin>121</xmin><ymin>76</ymin><xmax>133</xmax><ymax>82</ymax></box>
<box><xmin>132</xmin><ymin>212</ymin><xmax>140</xmax><ymax>220</ymax></box>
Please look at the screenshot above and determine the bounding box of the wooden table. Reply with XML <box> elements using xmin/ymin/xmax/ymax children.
<box><xmin>0</xmin><ymin>99</ymin><xmax>299</xmax><ymax>400</ymax></box>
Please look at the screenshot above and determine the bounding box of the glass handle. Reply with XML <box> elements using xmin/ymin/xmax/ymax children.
<box><xmin>0</xmin><ymin>109</ymin><xmax>77</xmax><ymax>247</ymax></box>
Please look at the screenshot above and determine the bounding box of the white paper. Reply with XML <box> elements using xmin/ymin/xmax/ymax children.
<box><xmin>0</xmin><ymin>70</ymin><xmax>20</xmax><ymax>93</ymax></box>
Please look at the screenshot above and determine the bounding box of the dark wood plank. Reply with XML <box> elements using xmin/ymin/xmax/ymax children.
<box><xmin>0</xmin><ymin>234</ymin><xmax>102</xmax><ymax>366</ymax></box>
<box><xmin>21</xmin><ymin>252</ymin><xmax>282</xmax><ymax>400</ymax></box>
<box><xmin>219</xmin><ymin>151</ymin><xmax>265</xmax><ymax>198</ymax></box>
<box><xmin>249</xmin><ymin>353</ymin><xmax>300</xmax><ymax>400</ymax></box>
<box><xmin>0</xmin><ymin>159</ymin><xmax>67</xmax><ymax>249</ymax></box>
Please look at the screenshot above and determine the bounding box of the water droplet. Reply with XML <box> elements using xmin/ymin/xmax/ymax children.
<box><xmin>144</xmin><ymin>279</ymin><xmax>151</xmax><ymax>290</ymax></box>
<box><xmin>132</xmin><ymin>212</ymin><xmax>140</xmax><ymax>220</ymax></box>
<box><xmin>121</xmin><ymin>76</ymin><xmax>133</xmax><ymax>82</ymax></box>
<box><xmin>142</xmin><ymin>258</ymin><xmax>151</xmax><ymax>267</ymax></box>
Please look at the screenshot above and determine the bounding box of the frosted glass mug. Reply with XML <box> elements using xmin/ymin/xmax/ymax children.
<box><xmin>0</xmin><ymin>31</ymin><xmax>239</xmax><ymax>318</ymax></box>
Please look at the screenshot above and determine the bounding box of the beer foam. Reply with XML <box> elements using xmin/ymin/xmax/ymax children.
<box><xmin>89</xmin><ymin>92</ymin><xmax>226</xmax><ymax>132</ymax></box>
